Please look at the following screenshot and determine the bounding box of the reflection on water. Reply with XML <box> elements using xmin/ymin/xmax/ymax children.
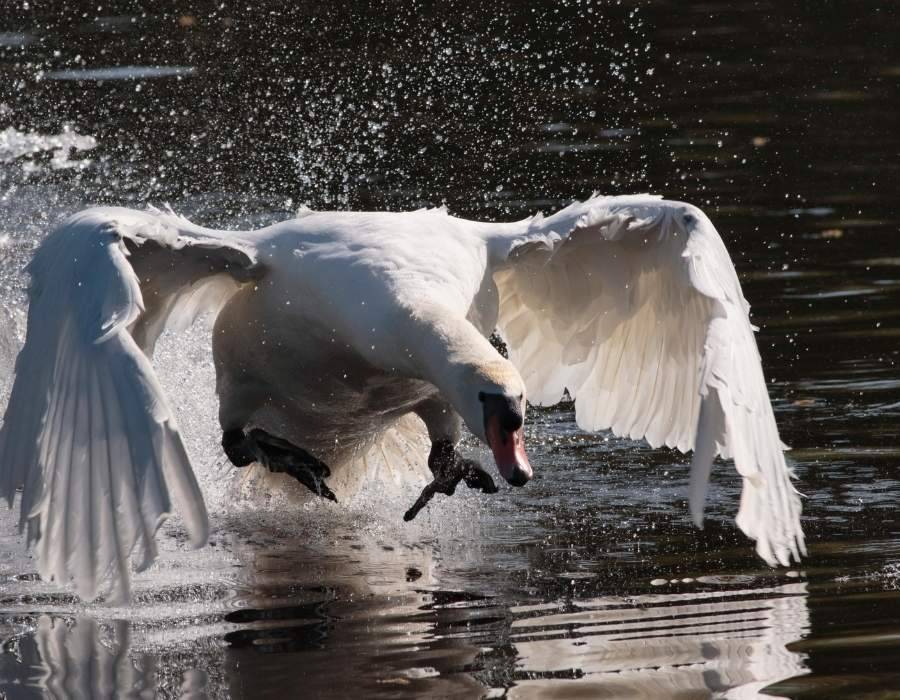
<box><xmin>0</xmin><ymin>532</ymin><xmax>813</xmax><ymax>700</ymax></box>
<box><xmin>509</xmin><ymin>584</ymin><xmax>808</xmax><ymax>699</ymax></box>
<box><xmin>1</xmin><ymin>617</ymin><xmax>159</xmax><ymax>700</ymax></box>
<box><xmin>1</xmin><ymin>0</ymin><xmax>899</xmax><ymax>697</ymax></box>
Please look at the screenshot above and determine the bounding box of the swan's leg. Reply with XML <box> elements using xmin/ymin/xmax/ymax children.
<box><xmin>217</xmin><ymin>377</ymin><xmax>263</xmax><ymax>467</ymax></box>
<box><xmin>251</xmin><ymin>429</ymin><xmax>337</xmax><ymax>501</ymax></box>
<box><xmin>221</xmin><ymin>426</ymin><xmax>336</xmax><ymax>501</ymax></box>
<box><xmin>403</xmin><ymin>398</ymin><xmax>498</xmax><ymax>521</ymax></box>
<box><xmin>222</xmin><ymin>428</ymin><xmax>256</xmax><ymax>466</ymax></box>
<box><xmin>217</xmin><ymin>376</ymin><xmax>336</xmax><ymax>501</ymax></box>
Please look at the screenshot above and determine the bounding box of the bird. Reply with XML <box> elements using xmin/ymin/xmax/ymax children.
<box><xmin>0</xmin><ymin>194</ymin><xmax>805</xmax><ymax>602</ymax></box>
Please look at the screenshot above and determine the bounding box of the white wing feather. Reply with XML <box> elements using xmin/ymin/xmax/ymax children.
<box><xmin>492</xmin><ymin>195</ymin><xmax>805</xmax><ymax>565</ymax></box>
<box><xmin>0</xmin><ymin>208</ymin><xmax>260</xmax><ymax>602</ymax></box>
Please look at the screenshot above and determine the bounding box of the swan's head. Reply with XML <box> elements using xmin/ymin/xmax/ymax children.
<box><xmin>479</xmin><ymin>390</ymin><xmax>532</xmax><ymax>486</ymax></box>
<box><xmin>460</xmin><ymin>361</ymin><xmax>532</xmax><ymax>487</ymax></box>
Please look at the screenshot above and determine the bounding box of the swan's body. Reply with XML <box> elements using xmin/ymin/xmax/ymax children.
<box><xmin>213</xmin><ymin>209</ymin><xmax>499</xmax><ymax>468</ymax></box>
<box><xmin>0</xmin><ymin>195</ymin><xmax>805</xmax><ymax>601</ymax></box>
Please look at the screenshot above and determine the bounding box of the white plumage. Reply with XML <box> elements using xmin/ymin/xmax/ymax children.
<box><xmin>0</xmin><ymin>195</ymin><xmax>805</xmax><ymax>601</ymax></box>
<box><xmin>493</xmin><ymin>197</ymin><xmax>804</xmax><ymax>566</ymax></box>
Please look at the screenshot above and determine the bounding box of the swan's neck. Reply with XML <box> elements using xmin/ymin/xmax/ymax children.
<box><xmin>406</xmin><ymin>305</ymin><xmax>518</xmax><ymax>431</ymax></box>
<box><xmin>410</xmin><ymin>306</ymin><xmax>496</xmax><ymax>379</ymax></box>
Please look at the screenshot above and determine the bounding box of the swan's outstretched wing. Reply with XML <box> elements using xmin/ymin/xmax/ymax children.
<box><xmin>0</xmin><ymin>207</ymin><xmax>262</xmax><ymax>602</ymax></box>
<box><xmin>490</xmin><ymin>195</ymin><xmax>804</xmax><ymax>566</ymax></box>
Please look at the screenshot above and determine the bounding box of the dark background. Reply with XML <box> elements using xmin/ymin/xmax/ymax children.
<box><xmin>2</xmin><ymin>1</ymin><xmax>896</xmax><ymax>220</ymax></box>
<box><xmin>1</xmin><ymin>2</ymin><xmax>899</xmax><ymax>697</ymax></box>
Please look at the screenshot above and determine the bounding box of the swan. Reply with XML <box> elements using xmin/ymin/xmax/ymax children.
<box><xmin>0</xmin><ymin>194</ymin><xmax>805</xmax><ymax>602</ymax></box>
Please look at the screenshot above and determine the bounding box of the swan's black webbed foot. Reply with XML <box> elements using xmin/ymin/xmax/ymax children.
<box><xmin>222</xmin><ymin>428</ymin><xmax>337</xmax><ymax>502</ymax></box>
<box><xmin>403</xmin><ymin>439</ymin><xmax>498</xmax><ymax>522</ymax></box>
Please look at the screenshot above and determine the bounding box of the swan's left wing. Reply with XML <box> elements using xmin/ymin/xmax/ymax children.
<box><xmin>489</xmin><ymin>195</ymin><xmax>804</xmax><ymax>566</ymax></box>
<box><xmin>0</xmin><ymin>207</ymin><xmax>261</xmax><ymax>602</ymax></box>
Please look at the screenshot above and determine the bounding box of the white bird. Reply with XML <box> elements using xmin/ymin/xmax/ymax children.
<box><xmin>0</xmin><ymin>195</ymin><xmax>805</xmax><ymax>602</ymax></box>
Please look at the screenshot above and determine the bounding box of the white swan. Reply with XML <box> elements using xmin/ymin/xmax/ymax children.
<box><xmin>0</xmin><ymin>195</ymin><xmax>805</xmax><ymax>601</ymax></box>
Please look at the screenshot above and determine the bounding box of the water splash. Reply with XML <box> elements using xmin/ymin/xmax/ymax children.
<box><xmin>0</xmin><ymin>126</ymin><xmax>96</xmax><ymax>172</ymax></box>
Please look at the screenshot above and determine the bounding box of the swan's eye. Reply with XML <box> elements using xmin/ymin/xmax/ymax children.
<box><xmin>480</xmin><ymin>393</ymin><xmax>524</xmax><ymax>432</ymax></box>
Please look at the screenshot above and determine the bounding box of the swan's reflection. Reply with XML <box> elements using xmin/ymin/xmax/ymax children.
<box><xmin>220</xmin><ymin>532</ymin><xmax>487</xmax><ymax>698</ymax></box>
<box><xmin>507</xmin><ymin>582</ymin><xmax>810</xmax><ymax>699</ymax></box>
<box><xmin>0</xmin><ymin>616</ymin><xmax>160</xmax><ymax>700</ymax></box>
<box><xmin>0</xmin><ymin>523</ymin><xmax>811</xmax><ymax>699</ymax></box>
<box><xmin>0</xmin><ymin>575</ymin><xmax>810</xmax><ymax>699</ymax></box>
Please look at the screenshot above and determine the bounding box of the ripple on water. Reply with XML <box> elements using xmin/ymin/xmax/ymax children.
<box><xmin>44</xmin><ymin>66</ymin><xmax>196</xmax><ymax>81</ymax></box>
<box><xmin>502</xmin><ymin>583</ymin><xmax>809</xmax><ymax>699</ymax></box>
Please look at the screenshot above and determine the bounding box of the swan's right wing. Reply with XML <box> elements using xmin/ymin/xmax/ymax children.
<box><xmin>0</xmin><ymin>208</ymin><xmax>261</xmax><ymax>602</ymax></box>
<box><xmin>489</xmin><ymin>195</ymin><xmax>804</xmax><ymax>566</ymax></box>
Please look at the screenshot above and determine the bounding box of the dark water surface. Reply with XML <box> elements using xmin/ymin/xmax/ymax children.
<box><xmin>1</xmin><ymin>1</ymin><xmax>899</xmax><ymax>698</ymax></box>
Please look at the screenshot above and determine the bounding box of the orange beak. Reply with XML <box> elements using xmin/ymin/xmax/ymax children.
<box><xmin>486</xmin><ymin>414</ymin><xmax>533</xmax><ymax>486</ymax></box>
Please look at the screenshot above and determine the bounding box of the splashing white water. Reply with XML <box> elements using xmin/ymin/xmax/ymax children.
<box><xmin>0</xmin><ymin>126</ymin><xmax>96</xmax><ymax>172</ymax></box>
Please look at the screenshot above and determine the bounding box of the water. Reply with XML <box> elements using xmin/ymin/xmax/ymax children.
<box><xmin>1</xmin><ymin>1</ymin><xmax>899</xmax><ymax>697</ymax></box>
